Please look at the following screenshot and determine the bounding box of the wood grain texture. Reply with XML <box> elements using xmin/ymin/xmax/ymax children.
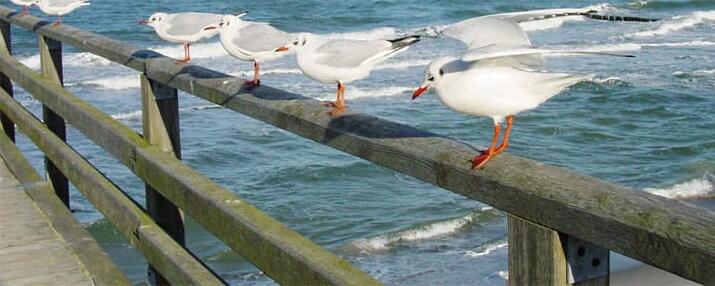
<box><xmin>0</xmin><ymin>157</ymin><xmax>93</xmax><ymax>286</ymax></box>
<box><xmin>39</xmin><ymin>34</ymin><xmax>69</xmax><ymax>207</ymax></box>
<box><xmin>0</xmin><ymin>20</ymin><xmax>12</xmax><ymax>142</ymax></box>
<box><xmin>0</xmin><ymin>132</ymin><xmax>131</xmax><ymax>285</ymax></box>
<box><xmin>141</xmin><ymin>74</ymin><xmax>185</xmax><ymax>286</ymax></box>
<box><xmin>508</xmin><ymin>215</ymin><xmax>568</xmax><ymax>286</ymax></box>
<box><xmin>1</xmin><ymin>5</ymin><xmax>713</xmax><ymax>284</ymax></box>
<box><xmin>0</xmin><ymin>90</ymin><xmax>225</xmax><ymax>286</ymax></box>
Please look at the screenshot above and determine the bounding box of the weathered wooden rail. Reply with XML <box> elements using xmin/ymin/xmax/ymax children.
<box><xmin>1</xmin><ymin>5</ymin><xmax>713</xmax><ymax>285</ymax></box>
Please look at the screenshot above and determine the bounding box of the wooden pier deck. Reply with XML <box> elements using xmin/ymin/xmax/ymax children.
<box><xmin>0</xmin><ymin>158</ymin><xmax>93</xmax><ymax>285</ymax></box>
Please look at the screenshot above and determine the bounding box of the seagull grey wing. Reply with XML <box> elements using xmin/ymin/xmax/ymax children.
<box><xmin>484</xmin><ymin>8</ymin><xmax>593</xmax><ymax>23</ymax></box>
<box><xmin>45</xmin><ymin>0</ymin><xmax>89</xmax><ymax>7</ymax></box>
<box><xmin>165</xmin><ymin>13</ymin><xmax>222</xmax><ymax>36</ymax></box>
<box><xmin>315</xmin><ymin>39</ymin><xmax>390</xmax><ymax>68</ymax></box>
<box><xmin>234</xmin><ymin>23</ymin><xmax>293</xmax><ymax>53</ymax></box>
<box><xmin>442</xmin><ymin>18</ymin><xmax>531</xmax><ymax>50</ymax></box>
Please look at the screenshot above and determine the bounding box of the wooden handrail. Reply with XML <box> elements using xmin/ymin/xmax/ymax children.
<box><xmin>1</xmin><ymin>5</ymin><xmax>713</xmax><ymax>284</ymax></box>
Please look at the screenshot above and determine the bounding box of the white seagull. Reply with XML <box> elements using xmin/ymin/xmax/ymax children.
<box><xmin>413</xmin><ymin>15</ymin><xmax>638</xmax><ymax>169</ymax></box>
<box><xmin>218</xmin><ymin>13</ymin><xmax>294</xmax><ymax>87</ymax></box>
<box><xmin>34</xmin><ymin>0</ymin><xmax>89</xmax><ymax>26</ymax></box>
<box><xmin>10</xmin><ymin>0</ymin><xmax>35</xmax><ymax>16</ymax></box>
<box><xmin>140</xmin><ymin>12</ymin><xmax>223</xmax><ymax>63</ymax></box>
<box><xmin>278</xmin><ymin>33</ymin><xmax>420</xmax><ymax>115</ymax></box>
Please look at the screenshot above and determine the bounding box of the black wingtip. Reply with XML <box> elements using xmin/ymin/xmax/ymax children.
<box><xmin>586</xmin><ymin>13</ymin><xmax>659</xmax><ymax>22</ymax></box>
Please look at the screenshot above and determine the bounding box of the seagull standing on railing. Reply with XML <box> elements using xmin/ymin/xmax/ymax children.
<box><xmin>277</xmin><ymin>33</ymin><xmax>420</xmax><ymax>115</ymax></box>
<box><xmin>218</xmin><ymin>13</ymin><xmax>294</xmax><ymax>88</ymax></box>
<box><xmin>34</xmin><ymin>0</ymin><xmax>90</xmax><ymax>26</ymax></box>
<box><xmin>412</xmin><ymin>8</ymin><xmax>656</xmax><ymax>169</ymax></box>
<box><xmin>10</xmin><ymin>0</ymin><xmax>36</xmax><ymax>16</ymax></box>
<box><xmin>139</xmin><ymin>12</ymin><xmax>222</xmax><ymax>64</ymax></box>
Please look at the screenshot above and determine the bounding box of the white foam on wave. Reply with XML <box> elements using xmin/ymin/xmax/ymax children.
<box><xmin>376</xmin><ymin>58</ymin><xmax>431</xmax><ymax>70</ymax></box>
<box><xmin>321</xmin><ymin>27</ymin><xmax>398</xmax><ymax>40</ymax></box>
<box><xmin>348</xmin><ymin>213</ymin><xmax>476</xmax><ymax>252</ymax></box>
<box><xmin>588</xmin><ymin>76</ymin><xmax>629</xmax><ymax>85</ymax></box>
<box><xmin>642</xmin><ymin>40</ymin><xmax>715</xmax><ymax>47</ymax></box>
<box><xmin>644</xmin><ymin>175</ymin><xmax>715</xmax><ymax>199</ymax></box>
<box><xmin>18</xmin><ymin>52</ymin><xmax>113</xmax><ymax>71</ymax></box>
<box><xmin>629</xmin><ymin>10</ymin><xmax>715</xmax><ymax>38</ymax></box>
<box><xmin>111</xmin><ymin>110</ymin><xmax>142</xmax><ymax>121</ymax></box>
<box><xmin>150</xmin><ymin>41</ymin><xmax>228</xmax><ymax>60</ymax></box>
<box><xmin>84</xmin><ymin>75</ymin><xmax>140</xmax><ymax>90</ymax></box>
<box><xmin>464</xmin><ymin>241</ymin><xmax>508</xmax><ymax>258</ymax></box>
<box><xmin>343</xmin><ymin>86</ymin><xmax>413</xmax><ymax>100</ymax></box>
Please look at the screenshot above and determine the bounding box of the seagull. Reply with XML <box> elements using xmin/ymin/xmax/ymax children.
<box><xmin>140</xmin><ymin>12</ymin><xmax>223</xmax><ymax>63</ymax></box>
<box><xmin>440</xmin><ymin>8</ymin><xmax>658</xmax><ymax>46</ymax></box>
<box><xmin>279</xmin><ymin>33</ymin><xmax>420</xmax><ymax>115</ymax></box>
<box><xmin>413</xmin><ymin>16</ymin><xmax>637</xmax><ymax>169</ymax></box>
<box><xmin>218</xmin><ymin>13</ymin><xmax>294</xmax><ymax>87</ymax></box>
<box><xmin>34</xmin><ymin>0</ymin><xmax>89</xmax><ymax>26</ymax></box>
<box><xmin>10</xmin><ymin>0</ymin><xmax>35</xmax><ymax>16</ymax></box>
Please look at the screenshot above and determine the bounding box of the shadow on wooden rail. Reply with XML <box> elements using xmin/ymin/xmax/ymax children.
<box><xmin>1</xmin><ymin>5</ymin><xmax>713</xmax><ymax>285</ymax></box>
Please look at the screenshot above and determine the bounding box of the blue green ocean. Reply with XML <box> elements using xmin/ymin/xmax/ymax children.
<box><xmin>3</xmin><ymin>0</ymin><xmax>714</xmax><ymax>284</ymax></box>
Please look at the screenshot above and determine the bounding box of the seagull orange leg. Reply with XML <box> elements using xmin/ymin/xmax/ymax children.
<box><xmin>322</xmin><ymin>82</ymin><xmax>341</xmax><ymax>108</ymax></box>
<box><xmin>244</xmin><ymin>61</ymin><xmax>261</xmax><ymax>87</ymax></box>
<box><xmin>328</xmin><ymin>83</ymin><xmax>347</xmax><ymax>116</ymax></box>
<box><xmin>53</xmin><ymin>15</ymin><xmax>61</xmax><ymax>26</ymax></box>
<box><xmin>471</xmin><ymin>124</ymin><xmax>501</xmax><ymax>169</ymax></box>
<box><xmin>494</xmin><ymin>116</ymin><xmax>514</xmax><ymax>154</ymax></box>
<box><xmin>20</xmin><ymin>6</ymin><xmax>29</xmax><ymax>16</ymax></box>
<box><xmin>176</xmin><ymin>44</ymin><xmax>191</xmax><ymax>64</ymax></box>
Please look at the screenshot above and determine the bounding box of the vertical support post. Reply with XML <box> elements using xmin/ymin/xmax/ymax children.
<box><xmin>508</xmin><ymin>215</ymin><xmax>609</xmax><ymax>286</ymax></box>
<box><xmin>508</xmin><ymin>215</ymin><xmax>568</xmax><ymax>286</ymax></box>
<box><xmin>141</xmin><ymin>74</ymin><xmax>184</xmax><ymax>286</ymax></box>
<box><xmin>0</xmin><ymin>20</ymin><xmax>14</xmax><ymax>141</ymax></box>
<box><xmin>39</xmin><ymin>35</ymin><xmax>69</xmax><ymax>207</ymax></box>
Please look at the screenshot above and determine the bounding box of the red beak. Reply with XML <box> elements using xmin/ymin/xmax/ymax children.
<box><xmin>274</xmin><ymin>46</ymin><xmax>290</xmax><ymax>52</ymax></box>
<box><xmin>138</xmin><ymin>19</ymin><xmax>149</xmax><ymax>25</ymax></box>
<box><xmin>412</xmin><ymin>86</ymin><xmax>429</xmax><ymax>100</ymax></box>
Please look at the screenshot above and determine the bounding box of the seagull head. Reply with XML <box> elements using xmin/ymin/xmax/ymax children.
<box><xmin>413</xmin><ymin>58</ymin><xmax>451</xmax><ymax>100</ymax></box>
<box><xmin>275</xmin><ymin>33</ymin><xmax>308</xmax><ymax>53</ymax></box>
<box><xmin>218</xmin><ymin>14</ymin><xmax>243</xmax><ymax>30</ymax></box>
<box><xmin>139</xmin><ymin>12</ymin><xmax>167</xmax><ymax>27</ymax></box>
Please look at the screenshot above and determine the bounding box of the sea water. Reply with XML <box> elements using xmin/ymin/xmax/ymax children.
<box><xmin>4</xmin><ymin>0</ymin><xmax>714</xmax><ymax>284</ymax></box>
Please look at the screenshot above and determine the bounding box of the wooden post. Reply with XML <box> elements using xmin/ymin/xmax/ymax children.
<box><xmin>508</xmin><ymin>215</ymin><xmax>609</xmax><ymax>286</ymax></box>
<box><xmin>508</xmin><ymin>215</ymin><xmax>568</xmax><ymax>286</ymax></box>
<box><xmin>0</xmin><ymin>20</ymin><xmax>13</xmax><ymax>141</ymax></box>
<box><xmin>141</xmin><ymin>74</ymin><xmax>184</xmax><ymax>286</ymax></box>
<box><xmin>39</xmin><ymin>35</ymin><xmax>69</xmax><ymax>207</ymax></box>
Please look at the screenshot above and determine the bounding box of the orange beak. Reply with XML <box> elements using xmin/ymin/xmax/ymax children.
<box><xmin>412</xmin><ymin>85</ymin><xmax>429</xmax><ymax>100</ymax></box>
<box><xmin>274</xmin><ymin>46</ymin><xmax>290</xmax><ymax>52</ymax></box>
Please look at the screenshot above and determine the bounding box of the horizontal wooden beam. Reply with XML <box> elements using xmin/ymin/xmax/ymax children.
<box><xmin>0</xmin><ymin>90</ymin><xmax>225</xmax><ymax>286</ymax></box>
<box><xmin>1</xmin><ymin>5</ymin><xmax>713</xmax><ymax>284</ymax></box>
<box><xmin>0</xmin><ymin>48</ymin><xmax>380</xmax><ymax>286</ymax></box>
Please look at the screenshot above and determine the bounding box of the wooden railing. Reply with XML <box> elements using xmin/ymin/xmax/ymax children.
<box><xmin>1</xmin><ymin>6</ymin><xmax>713</xmax><ymax>285</ymax></box>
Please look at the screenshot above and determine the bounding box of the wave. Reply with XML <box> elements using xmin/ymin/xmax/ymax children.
<box><xmin>673</xmin><ymin>69</ymin><xmax>715</xmax><ymax>78</ymax></box>
<box><xmin>464</xmin><ymin>241</ymin><xmax>508</xmax><ymax>258</ymax></box>
<box><xmin>337</xmin><ymin>86</ymin><xmax>413</xmax><ymax>101</ymax></box>
<box><xmin>150</xmin><ymin>41</ymin><xmax>228</xmax><ymax>60</ymax></box>
<box><xmin>111</xmin><ymin>110</ymin><xmax>142</xmax><ymax>121</ymax></box>
<box><xmin>643</xmin><ymin>175</ymin><xmax>715</xmax><ymax>199</ymax></box>
<box><xmin>588</xmin><ymin>76</ymin><xmax>631</xmax><ymax>85</ymax></box>
<box><xmin>83</xmin><ymin>75</ymin><xmax>140</xmax><ymax>90</ymax></box>
<box><xmin>642</xmin><ymin>40</ymin><xmax>715</xmax><ymax>47</ymax></box>
<box><xmin>320</xmin><ymin>27</ymin><xmax>398</xmax><ymax>40</ymax></box>
<box><xmin>18</xmin><ymin>52</ymin><xmax>113</xmax><ymax>70</ymax></box>
<box><xmin>344</xmin><ymin>213</ymin><xmax>478</xmax><ymax>253</ymax></box>
<box><xmin>628</xmin><ymin>10</ymin><xmax>715</xmax><ymax>38</ymax></box>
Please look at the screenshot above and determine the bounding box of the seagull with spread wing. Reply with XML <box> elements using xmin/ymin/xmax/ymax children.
<box><xmin>413</xmin><ymin>9</ymin><xmax>657</xmax><ymax>169</ymax></box>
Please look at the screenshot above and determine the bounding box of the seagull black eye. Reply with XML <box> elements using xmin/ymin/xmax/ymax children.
<box><xmin>439</xmin><ymin>69</ymin><xmax>444</xmax><ymax>76</ymax></box>
<box><xmin>293</xmin><ymin>41</ymin><xmax>299</xmax><ymax>45</ymax></box>
<box><xmin>301</xmin><ymin>39</ymin><xmax>307</xmax><ymax>46</ymax></box>
<box><xmin>428</xmin><ymin>76</ymin><xmax>435</xmax><ymax>81</ymax></box>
